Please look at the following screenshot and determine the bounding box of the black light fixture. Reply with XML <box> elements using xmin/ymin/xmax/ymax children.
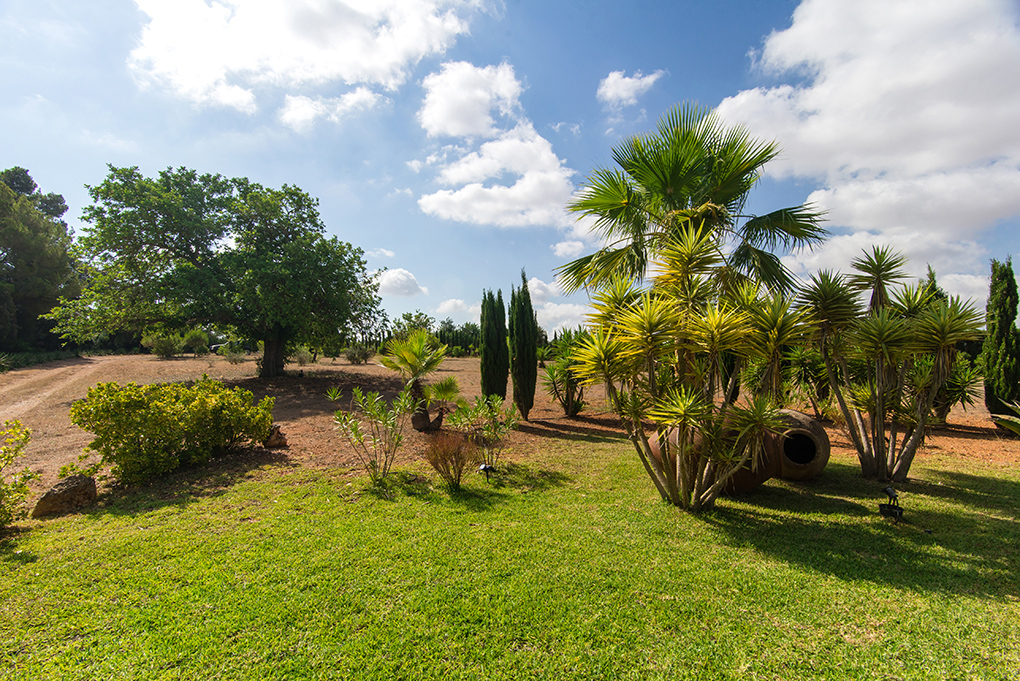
<box><xmin>879</xmin><ymin>486</ymin><xmax>903</xmax><ymax>522</ymax></box>
<box><xmin>478</xmin><ymin>463</ymin><xmax>495</xmax><ymax>481</ymax></box>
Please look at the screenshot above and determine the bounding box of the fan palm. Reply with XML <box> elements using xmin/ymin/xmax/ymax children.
<box><xmin>558</xmin><ymin>102</ymin><xmax>826</xmax><ymax>294</ymax></box>
<box><xmin>379</xmin><ymin>329</ymin><xmax>448</xmax><ymax>431</ymax></box>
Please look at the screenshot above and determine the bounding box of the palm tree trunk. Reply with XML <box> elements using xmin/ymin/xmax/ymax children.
<box><xmin>821</xmin><ymin>340</ymin><xmax>876</xmax><ymax>476</ymax></box>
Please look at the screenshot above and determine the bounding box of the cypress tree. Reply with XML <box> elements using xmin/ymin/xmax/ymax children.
<box><xmin>480</xmin><ymin>289</ymin><xmax>508</xmax><ymax>399</ymax></box>
<box><xmin>509</xmin><ymin>270</ymin><xmax>539</xmax><ymax>420</ymax></box>
<box><xmin>982</xmin><ymin>257</ymin><xmax>1020</xmax><ymax>415</ymax></box>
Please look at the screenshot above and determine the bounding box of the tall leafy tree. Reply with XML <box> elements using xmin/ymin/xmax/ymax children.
<box><xmin>46</xmin><ymin>165</ymin><xmax>380</xmax><ymax>378</ymax></box>
<box><xmin>982</xmin><ymin>257</ymin><xmax>1020</xmax><ymax>415</ymax></box>
<box><xmin>480</xmin><ymin>288</ymin><xmax>508</xmax><ymax>399</ymax></box>
<box><xmin>558</xmin><ymin>102</ymin><xmax>825</xmax><ymax>294</ymax></box>
<box><xmin>0</xmin><ymin>183</ymin><xmax>78</xmax><ymax>351</ymax></box>
<box><xmin>509</xmin><ymin>270</ymin><xmax>539</xmax><ymax>420</ymax></box>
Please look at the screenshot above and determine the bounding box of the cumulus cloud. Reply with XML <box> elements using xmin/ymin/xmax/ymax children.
<box><xmin>552</xmin><ymin>240</ymin><xmax>584</xmax><ymax>259</ymax></box>
<box><xmin>715</xmin><ymin>0</ymin><xmax>1020</xmax><ymax>301</ymax></box>
<box><xmin>597</xmin><ymin>69</ymin><xmax>666</xmax><ymax>108</ymax></box>
<box><xmin>527</xmin><ymin>277</ymin><xmax>561</xmax><ymax>305</ymax></box>
<box><xmin>418</xmin><ymin>61</ymin><xmax>522</xmax><ymax>138</ymax></box>
<box><xmin>129</xmin><ymin>0</ymin><xmax>479</xmax><ymax>113</ymax></box>
<box><xmin>278</xmin><ymin>88</ymin><xmax>382</xmax><ymax>131</ymax></box>
<box><xmin>416</xmin><ymin>63</ymin><xmax>577</xmax><ymax>228</ymax></box>
<box><xmin>378</xmin><ymin>268</ymin><xmax>428</xmax><ymax>296</ymax></box>
<box><xmin>536</xmin><ymin>303</ymin><xmax>589</xmax><ymax>334</ymax></box>
<box><xmin>367</xmin><ymin>248</ymin><xmax>395</xmax><ymax>258</ymax></box>
<box><xmin>435</xmin><ymin>298</ymin><xmax>480</xmax><ymax>321</ymax></box>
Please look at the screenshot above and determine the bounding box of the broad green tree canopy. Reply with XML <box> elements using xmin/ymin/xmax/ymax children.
<box><xmin>47</xmin><ymin>165</ymin><xmax>380</xmax><ymax>377</ymax></box>
<box><xmin>0</xmin><ymin>182</ymin><xmax>78</xmax><ymax>351</ymax></box>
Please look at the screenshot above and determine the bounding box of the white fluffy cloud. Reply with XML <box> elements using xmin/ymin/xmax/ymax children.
<box><xmin>130</xmin><ymin>0</ymin><xmax>479</xmax><ymax>116</ymax></box>
<box><xmin>416</xmin><ymin>63</ymin><xmax>576</xmax><ymax>228</ymax></box>
<box><xmin>716</xmin><ymin>0</ymin><xmax>1020</xmax><ymax>298</ymax></box>
<box><xmin>367</xmin><ymin>248</ymin><xmax>395</xmax><ymax>258</ymax></box>
<box><xmin>596</xmin><ymin>69</ymin><xmax>665</xmax><ymax>108</ymax></box>
<box><xmin>435</xmin><ymin>298</ymin><xmax>480</xmax><ymax>321</ymax></box>
<box><xmin>378</xmin><ymin>268</ymin><xmax>428</xmax><ymax>296</ymax></box>
<box><xmin>552</xmin><ymin>240</ymin><xmax>584</xmax><ymax>258</ymax></box>
<box><xmin>527</xmin><ymin>277</ymin><xmax>561</xmax><ymax>305</ymax></box>
<box><xmin>418</xmin><ymin>61</ymin><xmax>522</xmax><ymax>138</ymax></box>
<box><xmin>278</xmin><ymin>88</ymin><xmax>382</xmax><ymax>132</ymax></box>
<box><xmin>536</xmin><ymin>303</ymin><xmax>588</xmax><ymax>334</ymax></box>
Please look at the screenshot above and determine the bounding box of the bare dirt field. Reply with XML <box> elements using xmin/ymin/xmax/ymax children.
<box><xmin>2</xmin><ymin>353</ymin><xmax>1018</xmax><ymax>501</ymax></box>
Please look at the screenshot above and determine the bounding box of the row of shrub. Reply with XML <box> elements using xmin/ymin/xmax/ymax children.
<box><xmin>69</xmin><ymin>378</ymin><xmax>274</xmax><ymax>485</ymax></box>
<box><xmin>0</xmin><ymin>349</ymin><xmax>80</xmax><ymax>372</ymax></box>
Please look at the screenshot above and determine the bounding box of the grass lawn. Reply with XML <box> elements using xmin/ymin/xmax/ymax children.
<box><xmin>2</xmin><ymin>430</ymin><xmax>1018</xmax><ymax>680</ymax></box>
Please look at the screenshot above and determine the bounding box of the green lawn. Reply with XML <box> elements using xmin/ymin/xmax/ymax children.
<box><xmin>2</xmin><ymin>431</ymin><xmax>1018</xmax><ymax>680</ymax></box>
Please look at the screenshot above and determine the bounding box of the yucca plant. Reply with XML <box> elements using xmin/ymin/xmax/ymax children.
<box><xmin>800</xmin><ymin>251</ymin><xmax>983</xmax><ymax>481</ymax></box>
<box><xmin>571</xmin><ymin>235</ymin><xmax>787</xmax><ymax>512</ymax></box>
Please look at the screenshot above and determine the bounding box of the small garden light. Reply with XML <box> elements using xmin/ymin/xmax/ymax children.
<box><xmin>478</xmin><ymin>463</ymin><xmax>496</xmax><ymax>481</ymax></box>
<box><xmin>879</xmin><ymin>486</ymin><xmax>903</xmax><ymax>523</ymax></box>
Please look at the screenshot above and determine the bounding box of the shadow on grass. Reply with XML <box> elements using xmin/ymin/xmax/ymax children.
<box><xmin>518</xmin><ymin>416</ymin><xmax>625</xmax><ymax>444</ymax></box>
<box><xmin>429</xmin><ymin>462</ymin><xmax>574</xmax><ymax>511</ymax></box>
<box><xmin>84</xmin><ymin>447</ymin><xmax>297</xmax><ymax>518</ymax></box>
<box><xmin>704</xmin><ymin>461</ymin><xmax>1020</xmax><ymax>600</ymax></box>
<box><xmin>0</xmin><ymin>527</ymin><xmax>38</xmax><ymax>565</ymax></box>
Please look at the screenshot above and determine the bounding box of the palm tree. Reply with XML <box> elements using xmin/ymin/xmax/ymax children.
<box><xmin>379</xmin><ymin>329</ymin><xmax>448</xmax><ymax>432</ymax></box>
<box><xmin>557</xmin><ymin>102</ymin><xmax>826</xmax><ymax>294</ymax></box>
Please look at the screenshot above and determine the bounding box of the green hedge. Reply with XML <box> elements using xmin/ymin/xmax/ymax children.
<box><xmin>70</xmin><ymin>378</ymin><xmax>275</xmax><ymax>485</ymax></box>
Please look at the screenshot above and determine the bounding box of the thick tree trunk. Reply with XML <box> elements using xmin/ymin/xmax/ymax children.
<box><xmin>261</xmin><ymin>335</ymin><xmax>287</xmax><ymax>378</ymax></box>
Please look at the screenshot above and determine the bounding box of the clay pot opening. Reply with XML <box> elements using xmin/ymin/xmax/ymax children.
<box><xmin>782</xmin><ymin>431</ymin><xmax>818</xmax><ymax>465</ymax></box>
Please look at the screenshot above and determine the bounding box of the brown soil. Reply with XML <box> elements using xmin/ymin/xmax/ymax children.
<box><xmin>2</xmin><ymin>354</ymin><xmax>1017</xmax><ymax>500</ymax></box>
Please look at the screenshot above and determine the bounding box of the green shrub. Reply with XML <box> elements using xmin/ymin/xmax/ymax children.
<box><xmin>142</xmin><ymin>332</ymin><xmax>184</xmax><ymax>359</ymax></box>
<box><xmin>1</xmin><ymin>420</ymin><xmax>38</xmax><ymax>527</ymax></box>
<box><xmin>344</xmin><ymin>345</ymin><xmax>372</xmax><ymax>365</ymax></box>
<box><xmin>182</xmin><ymin>328</ymin><xmax>210</xmax><ymax>355</ymax></box>
<box><xmin>447</xmin><ymin>395</ymin><xmax>519</xmax><ymax>467</ymax></box>
<box><xmin>69</xmin><ymin>378</ymin><xmax>275</xmax><ymax>485</ymax></box>
<box><xmin>330</xmin><ymin>386</ymin><xmax>415</xmax><ymax>484</ymax></box>
<box><xmin>293</xmin><ymin>345</ymin><xmax>315</xmax><ymax>366</ymax></box>
<box><xmin>423</xmin><ymin>431</ymin><xmax>477</xmax><ymax>492</ymax></box>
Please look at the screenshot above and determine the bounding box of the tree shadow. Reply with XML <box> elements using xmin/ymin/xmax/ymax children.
<box><xmin>705</xmin><ymin>462</ymin><xmax>1020</xmax><ymax>600</ymax></box>
<box><xmin>0</xmin><ymin>527</ymin><xmax>38</xmax><ymax>565</ymax></box>
<box><xmin>226</xmin><ymin>370</ymin><xmax>405</xmax><ymax>421</ymax></box>
<box><xmin>81</xmin><ymin>447</ymin><xmax>297</xmax><ymax>519</ymax></box>
<box><xmin>517</xmin><ymin>416</ymin><xmax>625</xmax><ymax>444</ymax></box>
<box><xmin>439</xmin><ymin>462</ymin><xmax>572</xmax><ymax>511</ymax></box>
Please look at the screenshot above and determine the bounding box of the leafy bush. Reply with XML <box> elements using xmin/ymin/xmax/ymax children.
<box><xmin>293</xmin><ymin>346</ymin><xmax>315</xmax><ymax>366</ymax></box>
<box><xmin>447</xmin><ymin>395</ymin><xmax>519</xmax><ymax>467</ymax></box>
<box><xmin>69</xmin><ymin>378</ymin><xmax>275</xmax><ymax>485</ymax></box>
<box><xmin>1</xmin><ymin>420</ymin><xmax>39</xmax><ymax>527</ymax></box>
<box><xmin>217</xmin><ymin>342</ymin><xmax>247</xmax><ymax>364</ymax></box>
<box><xmin>423</xmin><ymin>431</ymin><xmax>478</xmax><ymax>492</ymax></box>
<box><xmin>182</xmin><ymin>328</ymin><xmax>210</xmax><ymax>355</ymax></box>
<box><xmin>142</xmin><ymin>332</ymin><xmax>184</xmax><ymax>359</ymax></box>
<box><xmin>344</xmin><ymin>345</ymin><xmax>372</xmax><ymax>365</ymax></box>
<box><xmin>330</xmin><ymin>386</ymin><xmax>415</xmax><ymax>484</ymax></box>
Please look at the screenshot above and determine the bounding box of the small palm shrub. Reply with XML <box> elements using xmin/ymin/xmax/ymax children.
<box><xmin>70</xmin><ymin>379</ymin><xmax>275</xmax><ymax>485</ymax></box>
<box><xmin>1</xmin><ymin>420</ymin><xmax>38</xmax><ymax>528</ymax></box>
<box><xmin>423</xmin><ymin>431</ymin><xmax>478</xmax><ymax>492</ymax></box>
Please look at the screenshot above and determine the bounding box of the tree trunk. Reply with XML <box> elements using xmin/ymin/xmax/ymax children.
<box><xmin>260</xmin><ymin>335</ymin><xmax>287</xmax><ymax>378</ymax></box>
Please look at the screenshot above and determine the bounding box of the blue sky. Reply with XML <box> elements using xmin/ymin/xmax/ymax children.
<box><xmin>3</xmin><ymin>0</ymin><xmax>1019</xmax><ymax>333</ymax></box>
